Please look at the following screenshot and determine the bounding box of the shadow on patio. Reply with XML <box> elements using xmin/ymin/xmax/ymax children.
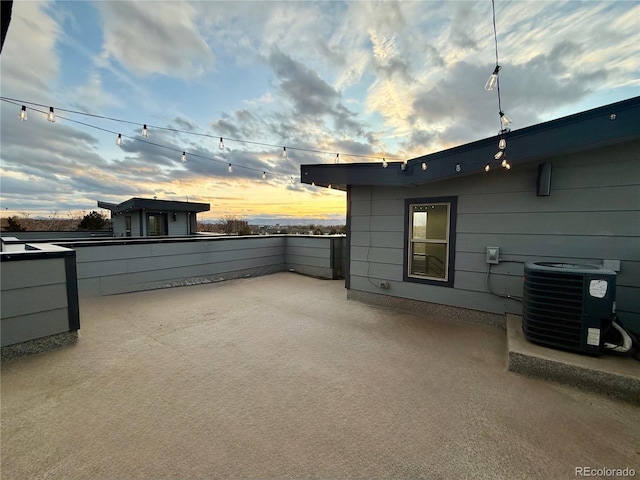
<box><xmin>1</xmin><ymin>272</ymin><xmax>638</xmax><ymax>479</ymax></box>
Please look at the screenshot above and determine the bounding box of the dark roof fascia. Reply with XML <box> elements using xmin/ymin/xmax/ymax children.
<box><xmin>301</xmin><ymin>96</ymin><xmax>640</xmax><ymax>191</ymax></box>
<box><xmin>97</xmin><ymin>197</ymin><xmax>210</xmax><ymax>214</ymax></box>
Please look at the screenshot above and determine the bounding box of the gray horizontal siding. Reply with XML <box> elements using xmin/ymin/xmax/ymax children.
<box><xmin>1</xmin><ymin>255</ymin><xmax>73</xmax><ymax>347</ymax></box>
<box><xmin>285</xmin><ymin>236</ymin><xmax>344</xmax><ymax>279</ymax></box>
<box><xmin>74</xmin><ymin>237</ymin><xmax>287</xmax><ymax>296</ymax></box>
<box><xmin>1</xmin><ymin>309</ymin><xmax>70</xmax><ymax>347</ymax></box>
<box><xmin>348</xmin><ymin>139</ymin><xmax>640</xmax><ymax>334</ymax></box>
<box><xmin>68</xmin><ymin>236</ymin><xmax>342</xmax><ymax>296</ymax></box>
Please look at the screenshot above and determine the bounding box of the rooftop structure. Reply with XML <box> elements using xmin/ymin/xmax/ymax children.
<box><xmin>97</xmin><ymin>197</ymin><xmax>210</xmax><ymax>237</ymax></box>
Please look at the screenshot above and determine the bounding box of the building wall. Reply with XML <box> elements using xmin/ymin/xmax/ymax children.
<box><xmin>111</xmin><ymin>211</ymin><xmax>143</xmax><ymax>237</ymax></box>
<box><xmin>0</xmin><ymin>245</ymin><xmax>80</xmax><ymax>354</ymax></box>
<box><xmin>285</xmin><ymin>236</ymin><xmax>345</xmax><ymax>279</ymax></box>
<box><xmin>349</xmin><ymin>139</ymin><xmax>640</xmax><ymax>334</ymax></box>
<box><xmin>71</xmin><ymin>236</ymin><xmax>286</xmax><ymax>296</ymax></box>
<box><xmin>168</xmin><ymin>211</ymin><xmax>190</xmax><ymax>236</ymax></box>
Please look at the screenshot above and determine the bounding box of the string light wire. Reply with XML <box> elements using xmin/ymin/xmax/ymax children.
<box><xmin>1</xmin><ymin>96</ymin><xmax>402</xmax><ymax>164</ymax></box>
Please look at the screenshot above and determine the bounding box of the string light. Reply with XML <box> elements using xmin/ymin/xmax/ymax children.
<box><xmin>228</xmin><ymin>163</ymin><xmax>233</xmax><ymax>173</ymax></box>
<box><xmin>499</xmin><ymin>111</ymin><xmax>512</xmax><ymax>127</ymax></box>
<box><xmin>421</xmin><ymin>162</ymin><xmax>427</xmax><ymax>171</ymax></box>
<box><xmin>382</xmin><ymin>158</ymin><xmax>388</xmax><ymax>168</ymax></box>
<box><xmin>484</xmin><ymin>164</ymin><xmax>491</xmax><ymax>172</ymax></box>
<box><xmin>455</xmin><ymin>163</ymin><xmax>461</xmax><ymax>172</ymax></box>
<box><xmin>485</xmin><ymin>65</ymin><xmax>501</xmax><ymax>91</ymax></box>
<box><xmin>2</xmin><ymin>96</ymin><xmax>410</xmax><ymax>190</ymax></box>
<box><xmin>3</xmin><ymin>97</ymin><xmax>403</xmax><ymax>166</ymax></box>
<box><xmin>486</xmin><ymin>0</ymin><xmax>513</xmax><ymax>170</ymax></box>
<box><xmin>401</xmin><ymin>161</ymin><xmax>407</xmax><ymax>171</ymax></box>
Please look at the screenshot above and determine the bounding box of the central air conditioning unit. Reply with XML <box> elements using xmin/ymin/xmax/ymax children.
<box><xmin>523</xmin><ymin>262</ymin><xmax>617</xmax><ymax>355</ymax></box>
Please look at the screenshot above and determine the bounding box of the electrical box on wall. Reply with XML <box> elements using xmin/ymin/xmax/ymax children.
<box><xmin>486</xmin><ymin>247</ymin><xmax>500</xmax><ymax>264</ymax></box>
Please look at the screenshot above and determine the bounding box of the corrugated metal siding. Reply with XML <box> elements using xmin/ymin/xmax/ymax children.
<box><xmin>349</xmin><ymin>139</ymin><xmax>640</xmax><ymax>333</ymax></box>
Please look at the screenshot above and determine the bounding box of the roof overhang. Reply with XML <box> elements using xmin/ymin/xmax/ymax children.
<box><xmin>301</xmin><ymin>96</ymin><xmax>640</xmax><ymax>191</ymax></box>
<box><xmin>98</xmin><ymin>198</ymin><xmax>210</xmax><ymax>214</ymax></box>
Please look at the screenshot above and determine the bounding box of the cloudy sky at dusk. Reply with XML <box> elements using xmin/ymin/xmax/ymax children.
<box><xmin>1</xmin><ymin>0</ymin><xmax>638</xmax><ymax>223</ymax></box>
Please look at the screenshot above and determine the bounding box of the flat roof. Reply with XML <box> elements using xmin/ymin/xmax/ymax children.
<box><xmin>98</xmin><ymin>197</ymin><xmax>210</xmax><ymax>213</ymax></box>
<box><xmin>301</xmin><ymin>96</ymin><xmax>640</xmax><ymax>191</ymax></box>
<box><xmin>2</xmin><ymin>273</ymin><xmax>637</xmax><ymax>478</ymax></box>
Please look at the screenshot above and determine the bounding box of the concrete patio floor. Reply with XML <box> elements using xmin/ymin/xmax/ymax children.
<box><xmin>1</xmin><ymin>272</ymin><xmax>639</xmax><ymax>479</ymax></box>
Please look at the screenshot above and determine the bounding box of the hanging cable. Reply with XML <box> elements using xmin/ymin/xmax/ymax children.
<box><xmin>1</xmin><ymin>96</ymin><xmax>403</xmax><ymax>163</ymax></box>
<box><xmin>485</xmin><ymin>0</ymin><xmax>512</xmax><ymax>172</ymax></box>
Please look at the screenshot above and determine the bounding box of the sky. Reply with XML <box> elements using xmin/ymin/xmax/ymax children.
<box><xmin>0</xmin><ymin>0</ymin><xmax>638</xmax><ymax>224</ymax></box>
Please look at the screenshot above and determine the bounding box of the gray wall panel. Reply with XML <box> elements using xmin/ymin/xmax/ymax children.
<box><xmin>457</xmin><ymin>211</ymin><xmax>640</xmax><ymax>236</ymax></box>
<box><xmin>1</xmin><ymin>309</ymin><xmax>70</xmax><ymax>347</ymax></box>
<box><xmin>69</xmin><ymin>236</ymin><xmax>339</xmax><ymax>296</ymax></box>
<box><xmin>351</xmin><ymin>246</ymin><xmax>404</xmax><ymax>264</ymax></box>
<box><xmin>350</xmin><ymin>231</ymin><xmax>404</xmax><ymax>248</ymax></box>
<box><xmin>456</xmin><ymin>234</ymin><xmax>638</xmax><ymax>260</ymax></box>
<box><xmin>351</xmin><ymin>215</ymin><xmax>403</xmax><ymax>232</ymax></box>
<box><xmin>1</xmin><ymin>284</ymin><xmax>68</xmax><ymax>318</ymax></box>
<box><xmin>0</xmin><ymin>258</ymin><xmax>66</xmax><ymax>289</ymax></box>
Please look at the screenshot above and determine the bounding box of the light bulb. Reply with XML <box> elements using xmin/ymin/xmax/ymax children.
<box><xmin>311</xmin><ymin>182</ymin><xmax>316</xmax><ymax>186</ymax></box>
<box><xmin>335</xmin><ymin>153</ymin><xmax>339</xmax><ymax>164</ymax></box>
<box><xmin>228</xmin><ymin>164</ymin><xmax>233</xmax><ymax>173</ymax></box>
<box><xmin>494</xmin><ymin>151</ymin><xmax>503</xmax><ymax>160</ymax></box>
<box><xmin>484</xmin><ymin>164</ymin><xmax>490</xmax><ymax>172</ymax></box>
<box><xmin>116</xmin><ymin>134</ymin><xmax>122</xmax><ymax>147</ymax></box>
<box><xmin>382</xmin><ymin>158</ymin><xmax>388</xmax><ymax>168</ymax></box>
<box><xmin>485</xmin><ymin>65</ymin><xmax>501</xmax><ymax>91</ymax></box>
<box><xmin>421</xmin><ymin>162</ymin><xmax>427</xmax><ymax>171</ymax></box>
<box><xmin>501</xmin><ymin>158</ymin><xmax>508</xmax><ymax>168</ymax></box>
<box><xmin>505</xmin><ymin>162</ymin><xmax>511</xmax><ymax>170</ymax></box>
<box><xmin>219</xmin><ymin>137</ymin><xmax>225</xmax><ymax>150</ymax></box>
<box><xmin>499</xmin><ymin>111</ymin><xmax>512</xmax><ymax>126</ymax></box>
<box><xmin>498</xmin><ymin>138</ymin><xmax>506</xmax><ymax>150</ymax></box>
<box><xmin>181</xmin><ymin>152</ymin><xmax>187</xmax><ymax>163</ymax></box>
<box><xmin>142</xmin><ymin>124</ymin><xmax>148</xmax><ymax>138</ymax></box>
<box><xmin>47</xmin><ymin>107</ymin><xmax>55</xmax><ymax>122</ymax></box>
<box><xmin>262</xmin><ymin>172</ymin><xmax>267</xmax><ymax>180</ymax></box>
<box><xmin>282</xmin><ymin>147</ymin><xmax>287</xmax><ymax>159</ymax></box>
<box><xmin>19</xmin><ymin>105</ymin><xmax>27</xmax><ymax>121</ymax></box>
<box><xmin>455</xmin><ymin>163</ymin><xmax>461</xmax><ymax>172</ymax></box>
<box><xmin>401</xmin><ymin>162</ymin><xmax>407</xmax><ymax>171</ymax></box>
<box><xmin>328</xmin><ymin>184</ymin><xmax>332</xmax><ymax>189</ymax></box>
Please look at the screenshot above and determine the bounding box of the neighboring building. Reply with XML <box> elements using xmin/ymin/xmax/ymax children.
<box><xmin>301</xmin><ymin>96</ymin><xmax>640</xmax><ymax>335</ymax></box>
<box><xmin>97</xmin><ymin>198</ymin><xmax>210</xmax><ymax>237</ymax></box>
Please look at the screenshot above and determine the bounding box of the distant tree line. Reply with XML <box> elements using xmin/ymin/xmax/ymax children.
<box><xmin>1</xmin><ymin>211</ymin><xmax>111</xmax><ymax>232</ymax></box>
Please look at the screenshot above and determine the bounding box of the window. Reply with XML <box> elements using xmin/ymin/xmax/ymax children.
<box><xmin>404</xmin><ymin>197</ymin><xmax>457</xmax><ymax>287</ymax></box>
<box><xmin>125</xmin><ymin>216</ymin><xmax>132</xmax><ymax>237</ymax></box>
<box><xmin>147</xmin><ymin>213</ymin><xmax>167</xmax><ymax>236</ymax></box>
